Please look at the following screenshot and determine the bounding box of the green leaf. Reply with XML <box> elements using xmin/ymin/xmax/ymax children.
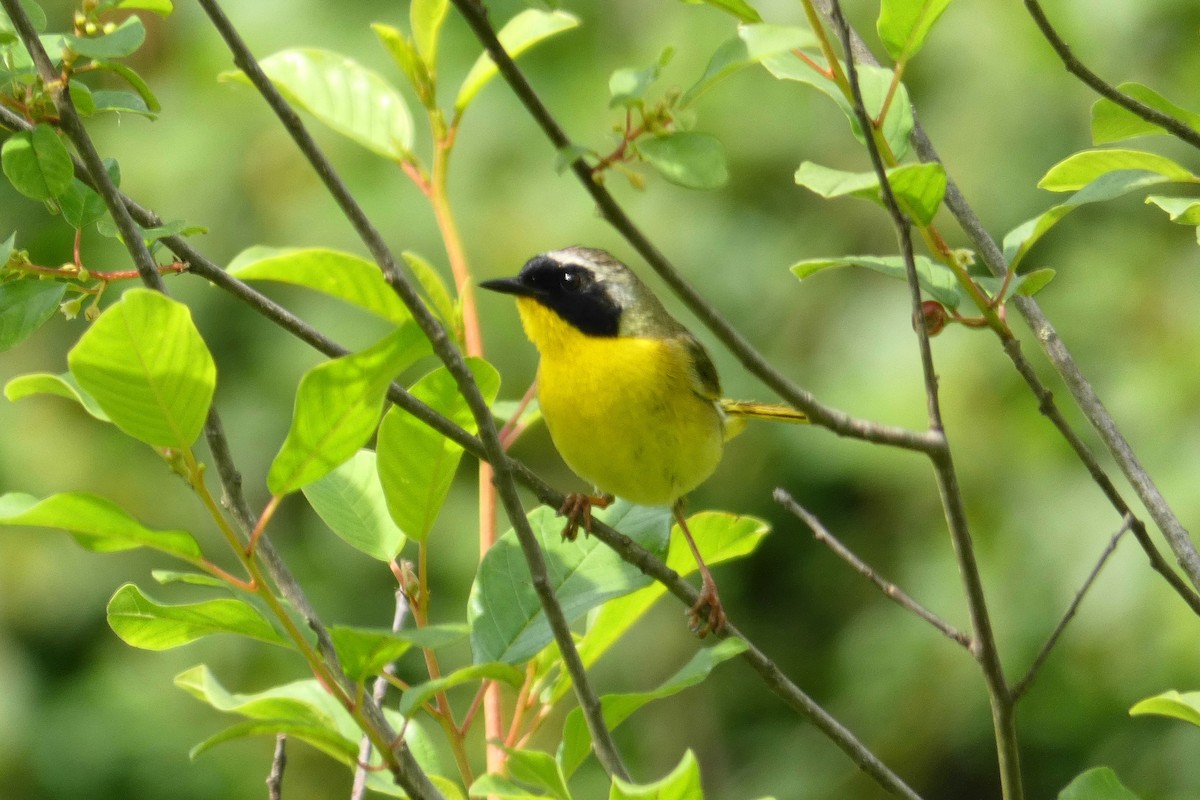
<box><xmin>0</xmin><ymin>491</ymin><xmax>202</xmax><ymax>558</ymax></box>
<box><xmin>1091</xmin><ymin>82</ymin><xmax>1200</xmax><ymax>145</ymax></box>
<box><xmin>95</xmin><ymin>60</ymin><xmax>161</xmax><ymax>113</ymax></box>
<box><xmin>455</xmin><ymin>10</ymin><xmax>580</xmax><ymax>112</ymax></box>
<box><xmin>5</xmin><ymin>371</ymin><xmax>110</xmax><ymax>420</ymax></box>
<box><xmin>373</xmin><ymin>23</ymin><xmax>434</xmax><ymax>107</ymax></box>
<box><xmin>69</xmin><ymin>80</ymin><xmax>96</xmax><ymax>115</ymax></box>
<box><xmin>609</xmin><ymin>48</ymin><xmax>673</xmax><ymax>109</ymax></box>
<box><xmin>411</xmin><ymin>0</ymin><xmax>448</xmax><ymax>68</ymax></box>
<box><xmin>330</xmin><ymin>623</ymin><xmax>468</xmax><ymax>683</ymax></box>
<box><xmin>224</xmin><ymin>49</ymin><xmax>414</xmax><ymax>159</ymax></box>
<box><xmin>227</xmin><ymin>245</ymin><xmax>411</xmax><ymax>325</ymax></box>
<box><xmin>152</xmin><ymin>570</ymin><xmax>228</xmax><ymax>588</ymax></box>
<box><xmin>1058</xmin><ymin>767</ymin><xmax>1142</xmax><ymax>800</ymax></box>
<box><xmin>377</xmin><ymin>358</ymin><xmax>499</xmax><ymax>542</ymax></box>
<box><xmin>112</xmin><ymin>0</ymin><xmax>174</xmax><ymax>16</ymax></box>
<box><xmin>1145</xmin><ymin>195</ymin><xmax>1200</xmax><ymax>226</ymax></box>
<box><xmin>188</xmin><ymin>718</ymin><xmax>357</xmax><ymax>763</ymax></box>
<box><xmin>107</xmin><ymin>584</ymin><xmax>286</xmax><ymax>650</ymax></box>
<box><xmin>1129</xmin><ymin>689</ymin><xmax>1200</xmax><ymax>728</ymax></box>
<box><xmin>6</xmin><ymin>371</ymin><xmax>112</xmax><ymax>429</ymax></box>
<box><xmin>610</xmin><ymin>750</ymin><xmax>704</xmax><ymax>799</ymax></box>
<box><xmin>402</xmin><ymin>251</ymin><xmax>457</xmax><ymax>330</ymax></box>
<box><xmin>64</xmin><ymin>15</ymin><xmax>145</xmax><ymax>59</ymax></box>
<box><xmin>683</xmin><ymin>25</ymin><xmax>815</xmax><ymax>106</ymax></box>
<box><xmin>794</xmin><ymin>161</ymin><xmax>946</xmax><ymax>225</ymax></box>
<box><xmin>547</xmin><ymin>513</ymin><xmax>767</xmax><ymax>704</ymax></box>
<box><xmin>1039</xmin><ymin>148</ymin><xmax>1196</xmax><ymax>192</ymax></box>
<box><xmin>637</xmin><ymin>132</ymin><xmax>728</xmax><ymax>190</ymax></box>
<box><xmin>59</xmin><ymin>178</ymin><xmax>107</xmax><ymax>229</ymax></box>
<box><xmin>678</xmin><ymin>0</ymin><xmax>762</xmax><ymax>23</ymax></box>
<box><xmin>0</xmin><ymin>1</ymin><xmax>47</xmax><ymax>33</ymax></box>
<box><xmin>2</xmin><ymin>123</ymin><xmax>74</xmax><ymax>200</ymax></box>
<box><xmin>763</xmin><ymin>56</ymin><xmax>913</xmax><ymax>159</ymax></box>
<box><xmin>396</xmin><ymin>661</ymin><xmax>523</xmax><ymax>718</ymax></box>
<box><xmin>1010</xmin><ymin>267</ymin><xmax>1055</xmax><ymax>299</ymax></box>
<box><xmin>468</xmin><ymin>501</ymin><xmax>671</xmax><ymax>665</ymax></box>
<box><xmin>560</xmin><ymin>639</ymin><xmax>746</xmax><ymax>778</ymax></box>
<box><xmin>90</xmin><ymin>89</ymin><xmax>155</xmax><ymax>118</ymax></box>
<box><xmin>877</xmin><ymin>0</ymin><xmax>953</xmax><ymax>61</ymax></box>
<box><xmin>469</xmin><ymin>774</ymin><xmax>550</xmax><ymax>799</ymax></box>
<box><xmin>67</xmin><ymin>288</ymin><xmax>216</xmax><ymax>450</ymax></box>
<box><xmin>175</xmin><ymin>665</ymin><xmax>360</xmax><ymax>763</ymax></box>
<box><xmin>0</xmin><ymin>279</ymin><xmax>66</xmax><ymax>351</ymax></box>
<box><xmin>504</xmin><ymin>747</ymin><xmax>572</xmax><ymax>800</ymax></box>
<box><xmin>268</xmin><ymin>324</ymin><xmax>430</xmax><ymax>495</ymax></box>
<box><xmin>302</xmin><ymin>449</ymin><xmax>406</xmax><ymax>562</ymax></box>
<box><xmin>1003</xmin><ymin>171</ymin><xmax>1173</xmax><ymax>271</ymax></box>
<box><xmin>791</xmin><ymin>254</ymin><xmax>959</xmax><ymax>308</ymax></box>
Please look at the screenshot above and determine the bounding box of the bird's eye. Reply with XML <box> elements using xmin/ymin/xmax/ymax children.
<box><xmin>558</xmin><ymin>269</ymin><xmax>585</xmax><ymax>293</ymax></box>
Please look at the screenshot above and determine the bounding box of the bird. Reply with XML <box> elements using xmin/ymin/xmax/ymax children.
<box><xmin>480</xmin><ymin>246</ymin><xmax>806</xmax><ymax>635</ymax></box>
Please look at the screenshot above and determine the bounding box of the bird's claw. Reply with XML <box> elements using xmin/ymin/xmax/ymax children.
<box><xmin>686</xmin><ymin>577</ymin><xmax>726</xmax><ymax>638</ymax></box>
<box><xmin>559</xmin><ymin>493</ymin><xmax>613</xmax><ymax>541</ymax></box>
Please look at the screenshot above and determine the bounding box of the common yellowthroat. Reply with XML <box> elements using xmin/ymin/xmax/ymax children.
<box><xmin>481</xmin><ymin>247</ymin><xmax>806</xmax><ymax>635</ymax></box>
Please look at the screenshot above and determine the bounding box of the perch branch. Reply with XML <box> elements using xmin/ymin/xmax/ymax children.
<box><xmin>828</xmin><ymin>3</ymin><xmax>1023</xmax><ymax>797</ymax></box>
<box><xmin>195</xmin><ymin>0</ymin><xmax>629</xmax><ymax>783</ymax></box>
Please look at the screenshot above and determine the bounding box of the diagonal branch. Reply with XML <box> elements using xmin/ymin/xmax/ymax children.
<box><xmin>774</xmin><ymin>489</ymin><xmax>972</xmax><ymax>650</ymax></box>
<box><xmin>827</xmin><ymin>3</ymin><xmax>1023</xmax><ymax>798</ymax></box>
<box><xmin>811</xmin><ymin>0</ymin><xmax>1200</xmax><ymax>609</ymax></box>
<box><xmin>1023</xmin><ymin>0</ymin><xmax>1200</xmax><ymax>149</ymax></box>
<box><xmin>193</xmin><ymin>0</ymin><xmax>630</xmax><ymax>784</ymax></box>
<box><xmin>1011</xmin><ymin>516</ymin><xmax>1132</xmax><ymax>702</ymax></box>
<box><xmin>0</xmin><ymin>3</ymin><xmax>442</xmax><ymax>798</ymax></box>
<box><xmin>448</xmin><ymin>0</ymin><xmax>939</xmax><ymax>458</ymax></box>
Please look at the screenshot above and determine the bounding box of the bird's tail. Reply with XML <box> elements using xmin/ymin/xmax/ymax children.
<box><xmin>720</xmin><ymin>400</ymin><xmax>808</xmax><ymax>440</ymax></box>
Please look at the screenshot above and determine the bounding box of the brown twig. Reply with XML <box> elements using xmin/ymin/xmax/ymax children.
<box><xmin>1011</xmin><ymin>516</ymin><xmax>1132</xmax><ymax>702</ymax></box>
<box><xmin>809</xmin><ymin>0</ymin><xmax>1200</xmax><ymax>612</ymax></box>
<box><xmin>1023</xmin><ymin>0</ymin><xmax>1200</xmax><ymax>149</ymax></box>
<box><xmin>448</xmin><ymin>0</ymin><xmax>940</xmax><ymax>458</ymax></box>
<box><xmin>774</xmin><ymin>489</ymin><xmax>972</xmax><ymax>650</ymax></box>
<box><xmin>827</xmin><ymin>3</ymin><xmax>1023</xmax><ymax>797</ymax></box>
<box><xmin>267</xmin><ymin>734</ymin><xmax>287</xmax><ymax>800</ymax></box>
<box><xmin>195</xmin><ymin>0</ymin><xmax>629</xmax><ymax>784</ymax></box>
<box><xmin>352</xmin><ymin>589</ymin><xmax>412</xmax><ymax>800</ymax></box>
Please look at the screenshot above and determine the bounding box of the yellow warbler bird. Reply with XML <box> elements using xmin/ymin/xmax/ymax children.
<box><xmin>481</xmin><ymin>246</ymin><xmax>806</xmax><ymax>635</ymax></box>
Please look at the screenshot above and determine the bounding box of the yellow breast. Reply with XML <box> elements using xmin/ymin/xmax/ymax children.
<box><xmin>516</xmin><ymin>298</ymin><xmax>724</xmax><ymax>506</ymax></box>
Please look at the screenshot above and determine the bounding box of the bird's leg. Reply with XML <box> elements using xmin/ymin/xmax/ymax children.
<box><xmin>673</xmin><ymin>500</ymin><xmax>726</xmax><ymax>637</ymax></box>
<box><xmin>559</xmin><ymin>492</ymin><xmax>613</xmax><ymax>541</ymax></box>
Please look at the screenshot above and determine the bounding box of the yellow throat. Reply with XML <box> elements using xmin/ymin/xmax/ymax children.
<box><xmin>515</xmin><ymin>296</ymin><xmax>724</xmax><ymax>507</ymax></box>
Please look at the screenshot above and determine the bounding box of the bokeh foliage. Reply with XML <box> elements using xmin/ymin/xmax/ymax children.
<box><xmin>3</xmin><ymin>0</ymin><xmax>1200</xmax><ymax>799</ymax></box>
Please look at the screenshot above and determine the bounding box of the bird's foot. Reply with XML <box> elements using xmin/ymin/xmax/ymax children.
<box><xmin>559</xmin><ymin>493</ymin><xmax>613</xmax><ymax>541</ymax></box>
<box><xmin>687</xmin><ymin>575</ymin><xmax>726</xmax><ymax>638</ymax></box>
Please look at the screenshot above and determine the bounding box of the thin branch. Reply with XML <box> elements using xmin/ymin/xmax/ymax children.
<box><xmin>448</xmin><ymin>0</ymin><xmax>940</xmax><ymax>458</ymax></box>
<box><xmin>267</xmin><ymin>734</ymin><xmax>287</xmax><ymax>800</ymax></box>
<box><xmin>2</xmin><ymin>21</ymin><xmax>920</xmax><ymax>797</ymax></box>
<box><xmin>1023</xmin><ymin>0</ymin><xmax>1200</xmax><ymax>149</ymax></box>
<box><xmin>827</xmin><ymin>4</ymin><xmax>1024</xmax><ymax>799</ymax></box>
<box><xmin>774</xmin><ymin>489</ymin><xmax>972</xmax><ymax>650</ymax></box>
<box><xmin>0</xmin><ymin>0</ymin><xmax>160</xmax><ymax>293</ymax></box>
<box><xmin>1011</xmin><ymin>516</ymin><xmax>1132</xmax><ymax>702</ymax></box>
<box><xmin>187</xmin><ymin>251</ymin><xmax>924</xmax><ymax>798</ymax></box>
<box><xmin>809</xmin><ymin>0</ymin><xmax>1200</xmax><ymax>610</ymax></box>
<box><xmin>353</xmin><ymin>589</ymin><xmax>411</xmax><ymax>800</ymax></box>
<box><xmin>194</xmin><ymin>0</ymin><xmax>629</xmax><ymax>783</ymax></box>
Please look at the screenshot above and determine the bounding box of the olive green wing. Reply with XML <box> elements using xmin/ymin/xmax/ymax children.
<box><xmin>680</xmin><ymin>333</ymin><xmax>722</xmax><ymax>402</ymax></box>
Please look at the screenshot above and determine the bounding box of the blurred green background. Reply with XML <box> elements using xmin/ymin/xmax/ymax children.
<box><xmin>3</xmin><ymin>0</ymin><xmax>1200</xmax><ymax>798</ymax></box>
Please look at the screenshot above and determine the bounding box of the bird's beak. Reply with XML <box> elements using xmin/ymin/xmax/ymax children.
<box><xmin>479</xmin><ymin>276</ymin><xmax>534</xmax><ymax>297</ymax></box>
